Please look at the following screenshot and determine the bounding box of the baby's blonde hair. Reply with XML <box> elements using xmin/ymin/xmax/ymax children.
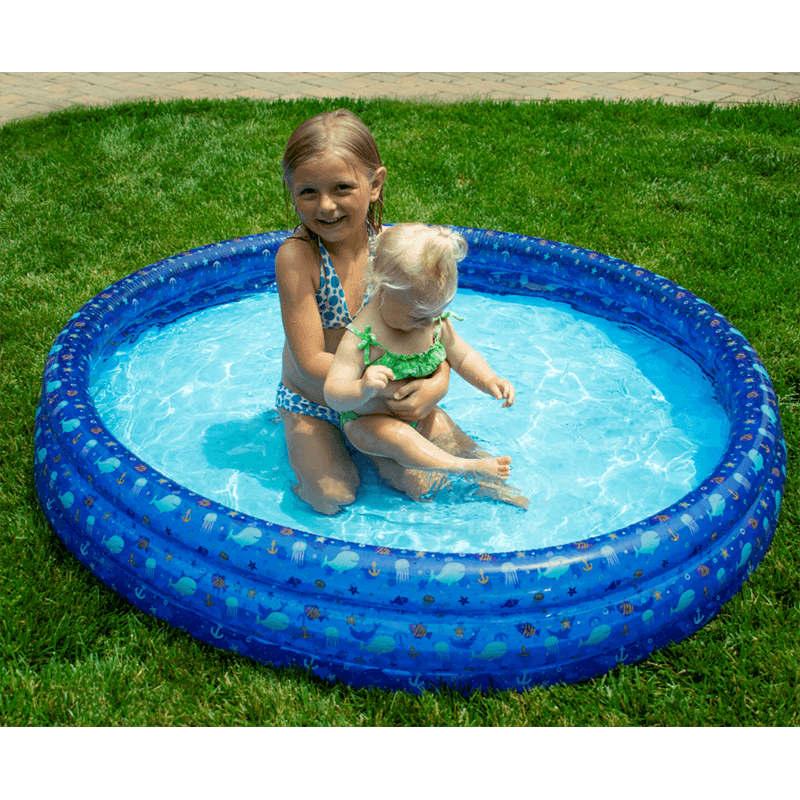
<box><xmin>367</xmin><ymin>224</ymin><xmax>468</xmax><ymax>316</ymax></box>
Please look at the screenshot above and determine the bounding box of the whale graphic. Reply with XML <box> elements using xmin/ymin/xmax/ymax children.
<box><xmin>428</xmin><ymin>562</ymin><xmax>466</xmax><ymax>586</ymax></box>
<box><xmin>323</xmin><ymin>551</ymin><xmax>359</xmax><ymax>573</ymax></box>
<box><xmin>471</xmin><ymin>641</ymin><xmax>508</xmax><ymax>661</ymax></box>
<box><xmin>579</xmin><ymin>624</ymin><xmax>611</xmax><ymax>648</ymax></box>
<box><xmin>169</xmin><ymin>577</ymin><xmax>197</xmax><ymax>597</ymax></box>
<box><xmin>226</xmin><ymin>527</ymin><xmax>262</xmax><ymax>547</ymax></box>
<box><xmin>670</xmin><ymin>589</ymin><xmax>695</xmax><ymax>615</ymax></box>
<box><xmin>151</xmin><ymin>495</ymin><xmax>181</xmax><ymax>513</ymax></box>
<box><xmin>635</xmin><ymin>530</ymin><xmax>660</xmax><ymax>557</ymax></box>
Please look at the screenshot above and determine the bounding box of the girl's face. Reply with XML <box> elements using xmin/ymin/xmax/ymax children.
<box><xmin>290</xmin><ymin>154</ymin><xmax>385</xmax><ymax>246</ymax></box>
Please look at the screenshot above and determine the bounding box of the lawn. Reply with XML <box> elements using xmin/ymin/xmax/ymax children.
<box><xmin>1</xmin><ymin>97</ymin><xmax>797</xmax><ymax>726</ymax></box>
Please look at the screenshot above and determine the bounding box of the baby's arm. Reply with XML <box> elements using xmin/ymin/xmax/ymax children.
<box><xmin>441</xmin><ymin>319</ymin><xmax>515</xmax><ymax>407</ymax></box>
<box><xmin>324</xmin><ymin>330</ymin><xmax>396</xmax><ymax>413</ymax></box>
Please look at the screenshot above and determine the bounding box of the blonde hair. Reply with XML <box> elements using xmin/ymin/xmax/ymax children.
<box><xmin>282</xmin><ymin>109</ymin><xmax>385</xmax><ymax>249</ymax></box>
<box><xmin>367</xmin><ymin>224</ymin><xmax>468</xmax><ymax>316</ymax></box>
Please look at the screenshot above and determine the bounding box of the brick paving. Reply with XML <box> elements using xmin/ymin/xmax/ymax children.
<box><xmin>1</xmin><ymin>72</ymin><xmax>798</xmax><ymax>125</ymax></box>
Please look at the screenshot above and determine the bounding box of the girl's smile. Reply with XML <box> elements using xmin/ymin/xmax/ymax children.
<box><xmin>291</xmin><ymin>155</ymin><xmax>385</xmax><ymax>245</ymax></box>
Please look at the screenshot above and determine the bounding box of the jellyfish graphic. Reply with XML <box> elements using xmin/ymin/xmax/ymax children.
<box><xmin>80</xmin><ymin>439</ymin><xmax>98</xmax><ymax>458</ymax></box>
<box><xmin>732</xmin><ymin>472</ymin><xmax>751</xmax><ymax>491</ymax></box>
<box><xmin>544</xmin><ymin>636</ymin><xmax>559</xmax><ymax>656</ymax></box>
<box><xmin>132</xmin><ymin>477</ymin><xmax>148</xmax><ymax>497</ymax></box>
<box><xmin>501</xmin><ymin>562</ymin><xmax>518</xmax><ymax>586</ymax></box>
<box><xmin>291</xmin><ymin>541</ymin><xmax>307</xmax><ymax>565</ymax></box>
<box><xmin>680</xmin><ymin>514</ymin><xmax>699</xmax><ymax>534</ymax></box>
<box><xmin>395</xmin><ymin>559</ymin><xmax>410</xmax><ymax>583</ymax></box>
<box><xmin>145</xmin><ymin>558</ymin><xmax>156</xmax><ymax>579</ymax></box>
<box><xmin>325</xmin><ymin>627</ymin><xmax>339</xmax><ymax>647</ymax></box>
<box><xmin>642</xmin><ymin>609</ymin><xmax>655</xmax><ymax>628</ymax></box>
<box><xmin>201</xmin><ymin>513</ymin><xmax>217</xmax><ymax>533</ymax></box>
<box><xmin>434</xmin><ymin>641</ymin><xmax>450</xmax><ymax>662</ymax></box>
<box><xmin>601</xmin><ymin>545</ymin><xmax>619</xmax><ymax>567</ymax></box>
<box><xmin>86</xmin><ymin>515</ymin><xmax>95</xmax><ymax>534</ymax></box>
<box><xmin>226</xmin><ymin>597</ymin><xmax>239</xmax><ymax>619</ymax></box>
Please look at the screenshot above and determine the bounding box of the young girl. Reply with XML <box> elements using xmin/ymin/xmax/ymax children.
<box><xmin>275</xmin><ymin>110</ymin><xmax>460</xmax><ymax>515</ymax></box>
<box><xmin>324</xmin><ymin>223</ymin><xmax>524</xmax><ymax>493</ymax></box>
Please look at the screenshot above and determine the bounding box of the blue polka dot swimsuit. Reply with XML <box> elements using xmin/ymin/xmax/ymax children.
<box><xmin>275</xmin><ymin>232</ymin><xmax>375</xmax><ymax>426</ymax></box>
<box><xmin>316</xmin><ymin>239</ymin><xmax>372</xmax><ymax>328</ymax></box>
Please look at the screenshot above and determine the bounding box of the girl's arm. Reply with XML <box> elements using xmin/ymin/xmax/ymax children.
<box><xmin>275</xmin><ymin>239</ymin><xmax>336</xmax><ymax>388</ymax></box>
<box><xmin>324</xmin><ymin>330</ymin><xmax>395</xmax><ymax>412</ymax></box>
<box><xmin>441</xmin><ymin>318</ymin><xmax>515</xmax><ymax>407</ymax></box>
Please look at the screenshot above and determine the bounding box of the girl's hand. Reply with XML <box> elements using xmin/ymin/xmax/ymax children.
<box><xmin>385</xmin><ymin>379</ymin><xmax>437</xmax><ymax>421</ymax></box>
<box><xmin>361</xmin><ymin>365</ymin><xmax>395</xmax><ymax>396</ymax></box>
<box><xmin>489</xmin><ymin>377</ymin><xmax>515</xmax><ymax>408</ymax></box>
<box><xmin>385</xmin><ymin>361</ymin><xmax>451</xmax><ymax>422</ymax></box>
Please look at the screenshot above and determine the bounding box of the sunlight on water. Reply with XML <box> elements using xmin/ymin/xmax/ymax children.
<box><xmin>91</xmin><ymin>288</ymin><xmax>730</xmax><ymax>552</ymax></box>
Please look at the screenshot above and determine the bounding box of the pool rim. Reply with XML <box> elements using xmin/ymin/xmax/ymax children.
<box><xmin>34</xmin><ymin>227</ymin><xmax>786</xmax><ymax>691</ymax></box>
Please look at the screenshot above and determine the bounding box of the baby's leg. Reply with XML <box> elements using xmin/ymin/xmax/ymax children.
<box><xmin>344</xmin><ymin>414</ymin><xmax>511</xmax><ymax>480</ymax></box>
<box><xmin>422</xmin><ymin>408</ymin><xmax>529</xmax><ymax>509</ymax></box>
<box><xmin>278</xmin><ymin>408</ymin><xmax>360</xmax><ymax>515</ymax></box>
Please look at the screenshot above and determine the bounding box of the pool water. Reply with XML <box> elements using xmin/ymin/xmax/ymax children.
<box><xmin>91</xmin><ymin>288</ymin><xmax>730</xmax><ymax>553</ymax></box>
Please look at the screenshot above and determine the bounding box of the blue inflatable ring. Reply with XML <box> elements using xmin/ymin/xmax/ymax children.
<box><xmin>34</xmin><ymin>228</ymin><xmax>787</xmax><ymax>692</ymax></box>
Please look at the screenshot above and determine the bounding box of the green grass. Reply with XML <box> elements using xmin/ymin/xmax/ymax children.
<box><xmin>1</xmin><ymin>97</ymin><xmax>798</xmax><ymax>726</ymax></box>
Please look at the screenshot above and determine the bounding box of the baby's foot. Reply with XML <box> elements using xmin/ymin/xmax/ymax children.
<box><xmin>465</xmin><ymin>455</ymin><xmax>512</xmax><ymax>480</ymax></box>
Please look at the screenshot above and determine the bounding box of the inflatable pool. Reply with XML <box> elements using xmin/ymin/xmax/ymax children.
<box><xmin>34</xmin><ymin>228</ymin><xmax>787</xmax><ymax>692</ymax></box>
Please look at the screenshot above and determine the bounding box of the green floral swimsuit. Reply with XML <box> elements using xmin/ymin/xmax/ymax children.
<box><xmin>339</xmin><ymin>312</ymin><xmax>460</xmax><ymax>429</ymax></box>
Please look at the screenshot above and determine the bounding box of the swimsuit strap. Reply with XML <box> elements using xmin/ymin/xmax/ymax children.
<box><xmin>317</xmin><ymin>230</ymin><xmax>374</xmax><ymax>328</ymax></box>
<box><xmin>346</xmin><ymin>324</ymin><xmax>383</xmax><ymax>366</ymax></box>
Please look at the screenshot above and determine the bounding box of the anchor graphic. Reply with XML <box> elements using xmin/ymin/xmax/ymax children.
<box><xmin>267</xmin><ymin>540</ymin><xmax>278</xmax><ymax>554</ymax></box>
<box><xmin>516</xmin><ymin>671</ymin><xmax>533</xmax><ymax>688</ymax></box>
<box><xmin>408</xmin><ymin>673</ymin><xmax>425</xmax><ymax>691</ymax></box>
<box><xmin>581</xmin><ymin>559</ymin><xmax>592</xmax><ymax>571</ymax></box>
<box><xmin>670</xmin><ymin>530</ymin><xmax>679</xmax><ymax>541</ymax></box>
<box><xmin>368</xmin><ymin>561</ymin><xmax>380</xmax><ymax>576</ymax></box>
<box><xmin>477</xmin><ymin>569</ymin><xmax>489</xmax><ymax>584</ymax></box>
<box><xmin>210</xmin><ymin>624</ymin><xmax>224</xmax><ymax>639</ymax></box>
<box><xmin>303</xmin><ymin>655</ymin><xmax>319</xmax><ymax>672</ymax></box>
<box><xmin>117</xmin><ymin>472</ymin><xmax>126</xmax><ymax>485</ymax></box>
<box><xmin>182</xmin><ymin>509</ymin><xmax>192</xmax><ymax>523</ymax></box>
<box><xmin>135</xmin><ymin>584</ymin><xmax>146</xmax><ymax>600</ymax></box>
<box><xmin>80</xmin><ymin>543</ymin><xmax>89</xmax><ymax>556</ymax></box>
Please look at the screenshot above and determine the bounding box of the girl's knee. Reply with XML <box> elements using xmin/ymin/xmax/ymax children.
<box><xmin>296</xmin><ymin>468</ymin><xmax>359</xmax><ymax>515</ymax></box>
<box><xmin>303</xmin><ymin>482</ymin><xmax>357</xmax><ymax>515</ymax></box>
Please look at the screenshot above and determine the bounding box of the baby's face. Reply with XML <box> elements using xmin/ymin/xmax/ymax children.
<box><xmin>379</xmin><ymin>290</ymin><xmax>445</xmax><ymax>333</ymax></box>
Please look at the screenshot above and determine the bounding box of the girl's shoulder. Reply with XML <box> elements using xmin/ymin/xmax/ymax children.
<box><xmin>275</xmin><ymin>234</ymin><xmax>320</xmax><ymax>278</ymax></box>
<box><xmin>277</xmin><ymin>232</ymin><xmax>318</xmax><ymax>261</ymax></box>
<box><xmin>274</xmin><ymin>235</ymin><xmax>324</xmax><ymax>302</ymax></box>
